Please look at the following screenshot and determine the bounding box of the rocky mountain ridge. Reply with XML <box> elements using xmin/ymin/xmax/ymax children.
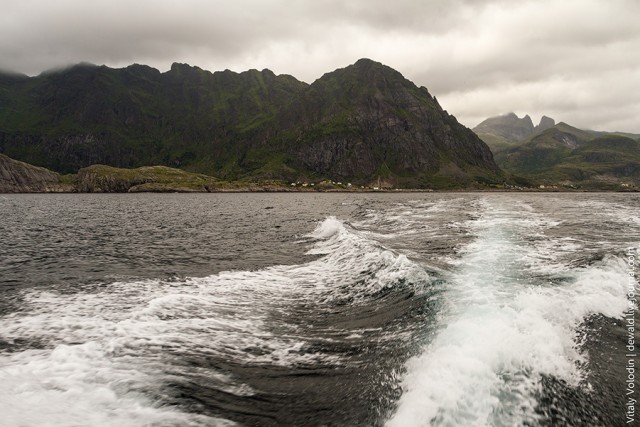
<box><xmin>473</xmin><ymin>112</ymin><xmax>556</xmax><ymax>153</ymax></box>
<box><xmin>0</xmin><ymin>59</ymin><xmax>501</xmax><ymax>188</ymax></box>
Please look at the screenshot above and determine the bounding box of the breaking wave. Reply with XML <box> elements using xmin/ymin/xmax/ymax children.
<box><xmin>0</xmin><ymin>216</ymin><xmax>436</xmax><ymax>426</ymax></box>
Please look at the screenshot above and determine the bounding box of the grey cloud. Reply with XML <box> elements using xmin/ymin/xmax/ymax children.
<box><xmin>0</xmin><ymin>0</ymin><xmax>638</xmax><ymax>132</ymax></box>
<box><xmin>0</xmin><ymin>0</ymin><xmax>517</xmax><ymax>75</ymax></box>
<box><xmin>0</xmin><ymin>0</ymin><xmax>311</xmax><ymax>74</ymax></box>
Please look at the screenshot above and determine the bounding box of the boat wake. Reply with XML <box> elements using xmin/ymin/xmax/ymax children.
<box><xmin>0</xmin><ymin>216</ymin><xmax>438</xmax><ymax>426</ymax></box>
<box><xmin>1</xmin><ymin>194</ymin><xmax>637</xmax><ymax>426</ymax></box>
<box><xmin>387</xmin><ymin>199</ymin><xmax>634</xmax><ymax>426</ymax></box>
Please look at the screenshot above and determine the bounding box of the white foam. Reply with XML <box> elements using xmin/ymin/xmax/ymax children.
<box><xmin>387</xmin><ymin>199</ymin><xmax>634</xmax><ymax>427</ymax></box>
<box><xmin>577</xmin><ymin>199</ymin><xmax>640</xmax><ymax>227</ymax></box>
<box><xmin>0</xmin><ymin>216</ymin><xmax>431</xmax><ymax>426</ymax></box>
<box><xmin>0</xmin><ymin>343</ymin><xmax>236</xmax><ymax>427</ymax></box>
<box><xmin>307</xmin><ymin>215</ymin><xmax>344</xmax><ymax>240</ymax></box>
<box><xmin>304</xmin><ymin>217</ymin><xmax>434</xmax><ymax>303</ymax></box>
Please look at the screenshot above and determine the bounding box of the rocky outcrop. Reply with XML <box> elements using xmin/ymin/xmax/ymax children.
<box><xmin>76</xmin><ymin>167</ymin><xmax>142</xmax><ymax>192</ymax></box>
<box><xmin>536</xmin><ymin>116</ymin><xmax>556</xmax><ymax>133</ymax></box>
<box><xmin>76</xmin><ymin>164</ymin><xmax>220</xmax><ymax>192</ymax></box>
<box><xmin>0</xmin><ymin>154</ymin><xmax>68</xmax><ymax>192</ymax></box>
<box><xmin>474</xmin><ymin>112</ymin><xmax>535</xmax><ymax>143</ymax></box>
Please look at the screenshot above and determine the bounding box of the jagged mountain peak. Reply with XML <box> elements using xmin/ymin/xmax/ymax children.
<box><xmin>473</xmin><ymin>112</ymin><xmax>535</xmax><ymax>144</ymax></box>
<box><xmin>537</xmin><ymin>115</ymin><xmax>556</xmax><ymax>132</ymax></box>
<box><xmin>350</xmin><ymin>58</ymin><xmax>400</xmax><ymax>75</ymax></box>
<box><xmin>315</xmin><ymin>58</ymin><xmax>405</xmax><ymax>85</ymax></box>
<box><xmin>473</xmin><ymin>112</ymin><xmax>558</xmax><ymax>153</ymax></box>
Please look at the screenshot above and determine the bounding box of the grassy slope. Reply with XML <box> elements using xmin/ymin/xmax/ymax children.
<box><xmin>476</xmin><ymin>133</ymin><xmax>516</xmax><ymax>154</ymax></box>
<box><xmin>76</xmin><ymin>164</ymin><xmax>319</xmax><ymax>192</ymax></box>
<box><xmin>495</xmin><ymin>123</ymin><xmax>593</xmax><ymax>174</ymax></box>
<box><xmin>76</xmin><ymin>164</ymin><xmax>221</xmax><ymax>192</ymax></box>
<box><xmin>551</xmin><ymin>136</ymin><xmax>640</xmax><ymax>182</ymax></box>
<box><xmin>586</xmin><ymin>129</ymin><xmax>640</xmax><ymax>140</ymax></box>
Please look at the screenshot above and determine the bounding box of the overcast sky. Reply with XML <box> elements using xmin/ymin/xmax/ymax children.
<box><xmin>1</xmin><ymin>0</ymin><xmax>639</xmax><ymax>132</ymax></box>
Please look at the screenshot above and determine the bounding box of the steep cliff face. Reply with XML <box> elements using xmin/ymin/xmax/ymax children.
<box><xmin>253</xmin><ymin>59</ymin><xmax>501</xmax><ymax>186</ymax></box>
<box><xmin>537</xmin><ymin>116</ymin><xmax>556</xmax><ymax>133</ymax></box>
<box><xmin>0</xmin><ymin>59</ymin><xmax>502</xmax><ymax>187</ymax></box>
<box><xmin>0</xmin><ymin>153</ymin><xmax>67</xmax><ymax>192</ymax></box>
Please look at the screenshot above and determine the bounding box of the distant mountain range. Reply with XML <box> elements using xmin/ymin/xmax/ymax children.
<box><xmin>474</xmin><ymin>113</ymin><xmax>640</xmax><ymax>189</ymax></box>
<box><xmin>3</xmin><ymin>58</ymin><xmax>639</xmax><ymax>192</ymax></box>
<box><xmin>473</xmin><ymin>113</ymin><xmax>556</xmax><ymax>152</ymax></box>
<box><xmin>0</xmin><ymin>59</ymin><xmax>501</xmax><ymax>189</ymax></box>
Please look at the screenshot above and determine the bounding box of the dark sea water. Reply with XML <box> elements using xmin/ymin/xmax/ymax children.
<box><xmin>0</xmin><ymin>193</ymin><xmax>638</xmax><ymax>426</ymax></box>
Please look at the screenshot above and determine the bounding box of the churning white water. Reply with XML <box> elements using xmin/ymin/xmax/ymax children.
<box><xmin>1</xmin><ymin>193</ymin><xmax>638</xmax><ymax>426</ymax></box>
<box><xmin>0</xmin><ymin>215</ymin><xmax>431</xmax><ymax>426</ymax></box>
<box><xmin>387</xmin><ymin>199</ymin><xmax>632</xmax><ymax>426</ymax></box>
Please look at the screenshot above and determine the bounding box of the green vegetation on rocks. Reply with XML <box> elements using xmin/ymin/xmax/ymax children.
<box><xmin>0</xmin><ymin>59</ymin><xmax>502</xmax><ymax>189</ymax></box>
<box><xmin>494</xmin><ymin>126</ymin><xmax>640</xmax><ymax>189</ymax></box>
<box><xmin>473</xmin><ymin>111</ymin><xmax>640</xmax><ymax>190</ymax></box>
<box><xmin>76</xmin><ymin>164</ymin><xmax>222</xmax><ymax>192</ymax></box>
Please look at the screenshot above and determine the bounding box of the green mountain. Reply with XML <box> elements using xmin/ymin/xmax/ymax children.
<box><xmin>0</xmin><ymin>62</ymin><xmax>307</xmax><ymax>175</ymax></box>
<box><xmin>494</xmin><ymin>122</ymin><xmax>640</xmax><ymax>189</ymax></box>
<box><xmin>0</xmin><ymin>59</ymin><xmax>501</xmax><ymax>188</ymax></box>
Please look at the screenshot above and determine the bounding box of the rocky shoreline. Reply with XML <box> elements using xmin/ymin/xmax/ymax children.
<box><xmin>2</xmin><ymin>154</ymin><xmax>637</xmax><ymax>193</ymax></box>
